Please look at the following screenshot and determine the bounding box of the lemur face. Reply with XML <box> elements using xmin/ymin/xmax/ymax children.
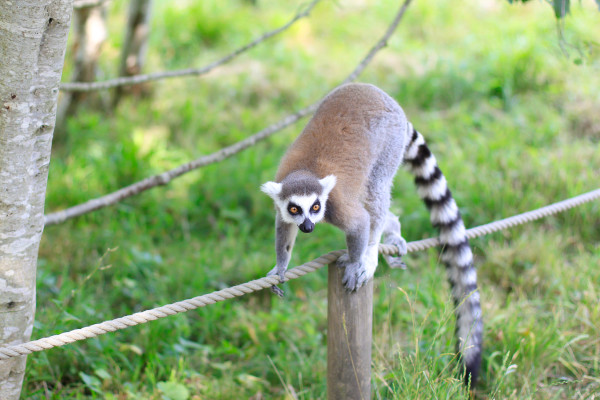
<box><xmin>261</xmin><ymin>175</ymin><xmax>336</xmax><ymax>233</ymax></box>
<box><xmin>281</xmin><ymin>193</ymin><xmax>323</xmax><ymax>232</ymax></box>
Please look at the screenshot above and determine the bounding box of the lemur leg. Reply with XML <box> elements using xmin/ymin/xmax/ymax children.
<box><xmin>382</xmin><ymin>211</ymin><xmax>408</xmax><ymax>269</ymax></box>
<box><xmin>363</xmin><ymin>174</ymin><xmax>400</xmax><ymax>275</ymax></box>
<box><xmin>267</xmin><ymin>213</ymin><xmax>298</xmax><ymax>295</ymax></box>
<box><xmin>364</xmin><ymin>204</ymin><xmax>387</xmax><ymax>278</ymax></box>
<box><xmin>338</xmin><ymin>189</ymin><xmax>393</xmax><ymax>291</ymax></box>
<box><xmin>336</xmin><ymin>207</ymin><xmax>371</xmax><ymax>291</ymax></box>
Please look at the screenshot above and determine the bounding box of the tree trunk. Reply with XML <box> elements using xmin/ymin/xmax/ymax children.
<box><xmin>0</xmin><ymin>1</ymin><xmax>72</xmax><ymax>398</ymax></box>
<box><xmin>113</xmin><ymin>0</ymin><xmax>152</xmax><ymax>107</ymax></box>
<box><xmin>56</xmin><ymin>2</ymin><xmax>107</xmax><ymax>126</ymax></box>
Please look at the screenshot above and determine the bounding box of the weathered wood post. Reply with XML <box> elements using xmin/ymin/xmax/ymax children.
<box><xmin>327</xmin><ymin>263</ymin><xmax>373</xmax><ymax>400</ymax></box>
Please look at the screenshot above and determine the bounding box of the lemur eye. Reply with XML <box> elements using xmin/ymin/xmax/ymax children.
<box><xmin>289</xmin><ymin>206</ymin><xmax>299</xmax><ymax>214</ymax></box>
<box><xmin>310</xmin><ymin>200</ymin><xmax>321</xmax><ymax>213</ymax></box>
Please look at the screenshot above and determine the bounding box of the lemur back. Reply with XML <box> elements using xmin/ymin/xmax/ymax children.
<box><xmin>261</xmin><ymin>83</ymin><xmax>482</xmax><ymax>384</ymax></box>
<box><xmin>276</xmin><ymin>84</ymin><xmax>407</xmax><ymax>230</ymax></box>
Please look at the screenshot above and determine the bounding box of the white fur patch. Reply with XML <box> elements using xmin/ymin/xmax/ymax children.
<box><xmin>448</xmin><ymin>267</ymin><xmax>478</xmax><ymax>287</ymax></box>
<box><xmin>283</xmin><ymin>193</ymin><xmax>327</xmax><ymax>225</ymax></box>
<box><xmin>319</xmin><ymin>175</ymin><xmax>337</xmax><ymax>196</ymax></box>
<box><xmin>274</xmin><ymin>196</ymin><xmax>296</xmax><ymax>224</ymax></box>
<box><xmin>408</xmin><ymin>154</ymin><xmax>437</xmax><ymax>178</ymax></box>
<box><xmin>441</xmin><ymin>245</ymin><xmax>473</xmax><ymax>268</ymax></box>
<box><xmin>265</xmin><ymin>179</ymin><xmax>333</xmax><ymax>227</ymax></box>
<box><xmin>462</xmin><ymin>268</ymin><xmax>478</xmax><ymax>286</ymax></box>
<box><xmin>363</xmin><ymin>245</ymin><xmax>380</xmax><ymax>278</ymax></box>
<box><xmin>455</xmin><ymin>295</ymin><xmax>482</xmax><ymax>363</ymax></box>
<box><xmin>429</xmin><ymin>198</ymin><xmax>459</xmax><ymax>225</ymax></box>
<box><xmin>439</xmin><ymin>220</ymin><xmax>467</xmax><ymax>246</ymax></box>
<box><xmin>457</xmin><ymin>321</ymin><xmax>482</xmax><ymax>362</ymax></box>
<box><xmin>417</xmin><ymin>175</ymin><xmax>448</xmax><ymax>200</ymax></box>
<box><xmin>260</xmin><ymin>181</ymin><xmax>282</xmax><ymax>199</ymax></box>
<box><xmin>405</xmin><ymin>133</ymin><xmax>425</xmax><ymax>159</ymax></box>
<box><xmin>289</xmin><ymin>194</ymin><xmax>318</xmax><ymax>216</ymax></box>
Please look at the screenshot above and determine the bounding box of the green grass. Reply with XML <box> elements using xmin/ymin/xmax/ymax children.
<box><xmin>22</xmin><ymin>0</ymin><xmax>600</xmax><ymax>398</ymax></box>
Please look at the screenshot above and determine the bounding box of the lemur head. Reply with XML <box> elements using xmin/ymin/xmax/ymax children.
<box><xmin>261</xmin><ymin>171</ymin><xmax>337</xmax><ymax>233</ymax></box>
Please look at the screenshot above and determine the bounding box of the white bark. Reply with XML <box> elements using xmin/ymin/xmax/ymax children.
<box><xmin>0</xmin><ymin>1</ymin><xmax>72</xmax><ymax>399</ymax></box>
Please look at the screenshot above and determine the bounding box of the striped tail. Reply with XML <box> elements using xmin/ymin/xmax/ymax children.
<box><xmin>402</xmin><ymin>124</ymin><xmax>483</xmax><ymax>385</ymax></box>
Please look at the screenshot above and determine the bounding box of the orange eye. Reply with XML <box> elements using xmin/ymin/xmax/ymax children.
<box><xmin>312</xmin><ymin>204</ymin><xmax>320</xmax><ymax>211</ymax></box>
<box><xmin>289</xmin><ymin>206</ymin><xmax>298</xmax><ymax>214</ymax></box>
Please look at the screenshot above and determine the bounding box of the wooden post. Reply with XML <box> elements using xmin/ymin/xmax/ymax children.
<box><xmin>327</xmin><ymin>263</ymin><xmax>373</xmax><ymax>400</ymax></box>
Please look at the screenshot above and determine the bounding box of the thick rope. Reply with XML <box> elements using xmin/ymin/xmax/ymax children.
<box><xmin>0</xmin><ymin>188</ymin><xmax>598</xmax><ymax>360</ymax></box>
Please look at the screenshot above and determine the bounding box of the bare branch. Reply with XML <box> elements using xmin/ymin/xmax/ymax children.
<box><xmin>44</xmin><ymin>106</ymin><xmax>318</xmax><ymax>225</ymax></box>
<box><xmin>44</xmin><ymin>0</ymin><xmax>413</xmax><ymax>226</ymax></box>
<box><xmin>60</xmin><ymin>0</ymin><xmax>322</xmax><ymax>92</ymax></box>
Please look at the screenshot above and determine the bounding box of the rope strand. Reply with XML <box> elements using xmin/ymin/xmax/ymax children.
<box><xmin>1</xmin><ymin>188</ymin><xmax>598</xmax><ymax>360</ymax></box>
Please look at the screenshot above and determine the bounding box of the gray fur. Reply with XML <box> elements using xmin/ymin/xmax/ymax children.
<box><xmin>262</xmin><ymin>83</ymin><xmax>483</xmax><ymax>385</ymax></box>
<box><xmin>274</xmin><ymin>213</ymin><xmax>298</xmax><ymax>277</ymax></box>
<box><xmin>382</xmin><ymin>211</ymin><xmax>408</xmax><ymax>269</ymax></box>
<box><xmin>279</xmin><ymin>170</ymin><xmax>323</xmax><ymax>199</ymax></box>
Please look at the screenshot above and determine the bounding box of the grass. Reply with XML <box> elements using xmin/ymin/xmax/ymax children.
<box><xmin>21</xmin><ymin>0</ymin><xmax>600</xmax><ymax>398</ymax></box>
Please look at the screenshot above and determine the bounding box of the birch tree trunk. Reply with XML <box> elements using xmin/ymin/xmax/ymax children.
<box><xmin>0</xmin><ymin>1</ymin><xmax>72</xmax><ymax>398</ymax></box>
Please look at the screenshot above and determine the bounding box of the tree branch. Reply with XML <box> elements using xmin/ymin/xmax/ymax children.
<box><xmin>44</xmin><ymin>0</ymin><xmax>413</xmax><ymax>226</ymax></box>
<box><xmin>60</xmin><ymin>0</ymin><xmax>322</xmax><ymax>92</ymax></box>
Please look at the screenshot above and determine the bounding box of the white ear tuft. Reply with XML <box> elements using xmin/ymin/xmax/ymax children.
<box><xmin>260</xmin><ymin>181</ymin><xmax>282</xmax><ymax>199</ymax></box>
<box><xmin>319</xmin><ymin>175</ymin><xmax>337</xmax><ymax>196</ymax></box>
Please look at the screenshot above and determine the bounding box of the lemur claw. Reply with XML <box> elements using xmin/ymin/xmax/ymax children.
<box><xmin>337</xmin><ymin>253</ymin><xmax>370</xmax><ymax>291</ymax></box>
<box><xmin>267</xmin><ymin>266</ymin><xmax>287</xmax><ymax>297</ymax></box>
<box><xmin>386</xmin><ymin>256</ymin><xmax>407</xmax><ymax>269</ymax></box>
<box><xmin>270</xmin><ymin>285</ymin><xmax>285</xmax><ymax>297</ymax></box>
<box><xmin>342</xmin><ymin>269</ymin><xmax>368</xmax><ymax>291</ymax></box>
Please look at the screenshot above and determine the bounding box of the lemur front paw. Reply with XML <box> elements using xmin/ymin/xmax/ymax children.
<box><xmin>267</xmin><ymin>265</ymin><xmax>287</xmax><ymax>283</ymax></box>
<box><xmin>267</xmin><ymin>266</ymin><xmax>286</xmax><ymax>297</ymax></box>
<box><xmin>383</xmin><ymin>236</ymin><xmax>408</xmax><ymax>269</ymax></box>
<box><xmin>336</xmin><ymin>253</ymin><xmax>370</xmax><ymax>291</ymax></box>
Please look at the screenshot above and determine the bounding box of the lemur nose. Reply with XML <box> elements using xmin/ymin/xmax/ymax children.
<box><xmin>299</xmin><ymin>219</ymin><xmax>314</xmax><ymax>233</ymax></box>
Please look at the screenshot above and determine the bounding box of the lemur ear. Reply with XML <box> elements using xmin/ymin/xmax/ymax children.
<box><xmin>319</xmin><ymin>175</ymin><xmax>337</xmax><ymax>196</ymax></box>
<box><xmin>260</xmin><ymin>181</ymin><xmax>282</xmax><ymax>200</ymax></box>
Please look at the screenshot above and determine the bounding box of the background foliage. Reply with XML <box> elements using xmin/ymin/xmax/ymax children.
<box><xmin>26</xmin><ymin>0</ymin><xmax>599</xmax><ymax>398</ymax></box>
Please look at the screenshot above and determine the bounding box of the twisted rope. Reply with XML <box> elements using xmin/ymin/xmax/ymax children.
<box><xmin>1</xmin><ymin>188</ymin><xmax>598</xmax><ymax>360</ymax></box>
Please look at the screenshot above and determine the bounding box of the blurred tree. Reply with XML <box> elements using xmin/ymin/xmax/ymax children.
<box><xmin>56</xmin><ymin>1</ymin><xmax>108</xmax><ymax>128</ymax></box>
<box><xmin>0</xmin><ymin>1</ymin><xmax>72</xmax><ymax>399</ymax></box>
<box><xmin>507</xmin><ymin>0</ymin><xmax>600</xmax><ymax>18</ymax></box>
<box><xmin>508</xmin><ymin>0</ymin><xmax>599</xmax><ymax>61</ymax></box>
<box><xmin>113</xmin><ymin>0</ymin><xmax>153</xmax><ymax>107</ymax></box>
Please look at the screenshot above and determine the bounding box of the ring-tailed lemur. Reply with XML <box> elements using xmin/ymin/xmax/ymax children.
<box><xmin>261</xmin><ymin>83</ymin><xmax>482</xmax><ymax>384</ymax></box>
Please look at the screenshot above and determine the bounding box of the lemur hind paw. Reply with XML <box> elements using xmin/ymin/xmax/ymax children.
<box><xmin>383</xmin><ymin>236</ymin><xmax>408</xmax><ymax>269</ymax></box>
